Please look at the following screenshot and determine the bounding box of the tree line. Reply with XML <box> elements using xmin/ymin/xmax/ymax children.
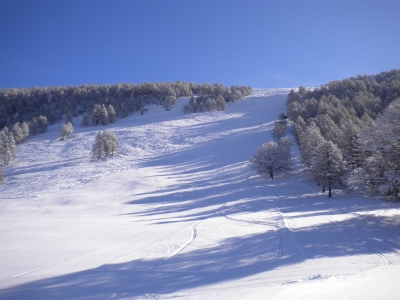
<box><xmin>0</xmin><ymin>82</ymin><xmax>252</xmax><ymax>130</ymax></box>
<box><xmin>287</xmin><ymin>69</ymin><xmax>400</xmax><ymax>199</ymax></box>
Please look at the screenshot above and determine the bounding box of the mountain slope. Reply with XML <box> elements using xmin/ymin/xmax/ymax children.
<box><xmin>1</xmin><ymin>90</ymin><xmax>400</xmax><ymax>299</ymax></box>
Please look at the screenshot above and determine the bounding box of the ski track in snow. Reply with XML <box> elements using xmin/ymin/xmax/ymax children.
<box><xmin>1</xmin><ymin>89</ymin><xmax>400</xmax><ymax>299</ymax></box>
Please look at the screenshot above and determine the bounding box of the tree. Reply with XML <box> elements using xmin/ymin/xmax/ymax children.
<box><xmin>272</xmin><ymin>122</ymin><xmax>286</xmax><ymax>141</ymax></box>
<box><xmin>91</xmin><ymin>104</ymin><xmax>102</xmax><ymax>126</ymax></box>
<box><xmin>188</xmin><ymin>96</ymin><xmax>197</xmax><ymax>113</ymax></box>
<box><xmin>102</xmin><ymin>130</ymin><xmax>119</xmax><ymax>157</ymax></box>
<box><xmin>309</xmin><ymin>141</ymin><xmax>347</xmax><ymax>197</ymax></box>
<box><xmin>20</xmin><ymin>122</ymin><xmax>30</xmax><ymax>142</ymax></box>
<box><xmin>100</xmin><ymin>104</ymin><xmax>109</xmax><ymax>125</ymax></box>
<box><xmin>29</xmin><ymin>118</ymin><xmax>39</xmax><ymax>135</ymax></box>
<box><xmin>278</xmin><ymin>111</ymin><xmax>288</xmax><ymax>125</ymax></box>
<box><xmin>205</xmin><ymin>98</ymin><xmax>213</xmax><ymax>112</ymax></box>
<box><xmin>300</xmin><ymin>122</ymin><xmax>325</xmax><ymax>168</ymax></box>
<box><xmin>350</xmin><ymin>98</ymin><xmax>400</xmax><ymax>200</ymax></box>
<box><xmin>0</xmin><ymin>128</ymin><xmax>17</xmax><ymax>165</ymax></box>
<box><xmin>249</xmin><ymin>141</ymin><xmax>292</xmax><ymax>179</ymax></box>
<box><xmin>163</xmin><ymin>96</ymin><xmax>176</xmax><ymax>111</ymax></box>
<box><xmin>107</xmin><ymin>104</ymin><xmax>117</xmax><ymax>123</ymax></box>
<box><xmin>37</xmin><ymin>116</ymin><xmax>48</xmax><ymax>133</ymax></box>
<box><xmin>11</xmin><ymin>122</ymin><xmax>23</xmax><ymax>144</ymax></box>
<box><xmin>215</xmin><ymin>95</ymin><xmax>227</xmax><ymax>111</ymax></box>
<box><xmin>81</xmin><ymin>112</ymin><xmax>90</xmax><ymax>127</ymax></box>
<box><xmin>91</xmin><ymin>130</ymin><xmax>119</xmax><ymax>159</ymax></box>
<box><xmin>278</xmin><ymin>136</ymin><xmax>293</xmax><ymax>150</ymax></box>
<box><xmin>91</xmin><ymin>131</ymin><xmax>104</xmax><ymax>159</ymax></box>
<box><xmin>59</xmin><ymin>122</ymin><xmax>74</xmax><ymax>141</ymax></box>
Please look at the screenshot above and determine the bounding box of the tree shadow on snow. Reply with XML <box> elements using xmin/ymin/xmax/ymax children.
<box><xmin>1</xmin><ymin>214</ymin><xmax>400</xmax><ymax>299</ymax></box>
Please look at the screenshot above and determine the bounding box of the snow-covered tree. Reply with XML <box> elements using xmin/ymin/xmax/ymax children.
<box><xmin>163</xmin><ymin>96</ymin><xmax>176</xmax><ymax>111</ymax></box>
<box><xmin>188</xmin><ymin>96</ymin><xmax>197</xmax><ymax>113</ymax></box>
<box><xmin>339</xmin><ymin>119</ymin><xmax>363</xmax><ymax>172</ymax></box>
<box><xmin>91</xmin><ymin>131</ymin><xmax>104</xmax><ymax>159</ymax></box>
<box><xmin>272</xmin><ymin>122</ymin><xmax>286</xmax><ymax>141</ymax></box>
<box><xmin>0</xmin><ymin>128</ymin><xmax>17</xmax><ymax>165</ymax></box>
<box><xmin>350</xmin><ymin>98</ymin><xmax>400</xmax><ymax>200</ymax></box>
<box><xmin>91</xmin><ymin>130</ymin><xmax>119</xmax><ymax>159</ymax></box>
<box><xmin>205</xmin><ymin>98</ymin><xmax>213</xmax><ymax>112</ymax></box>
<box><xmin>37</xmin><ymin>116</ymin><xmax>48</xmax><ymax>133</ymax></box>
<box><xmin>215</xmin><ymin>95</ymin><xmax>227</xmax><ymax>111</ymax></box>
<box><xmin>58</xmin><ymin>122</ymin><xmax>74</xmax><ymax>141</ymax></box>
<box><xmin>278</xmin><ymin>111</ymin><xmax>288</xmax><ymax>125</ymax></box>
<box><xmin>249</xmin><ymin>141</ymin><xmax>292</xmax><ymax>179</ymax></box>
<box><xmin>102</xmin><ymin>130</ymin><xmax>119</xmax><ymax>157</ymax></box>
<box><xmin>107</xmin><ymin>104</ymin><xmax>117</xmax><ymax>123</ymax></box>
<box><xmin>11</xmin><ymin>122</ymin><xmax>24</xmax><ymax>144</ymax></box>
<box><xmin>300</xmin><ymin>122</ymin><xmax>325</xmax><ymax>167</ymax></box>
<box><xmin>81</xmin><ymin>112</ymin><xmax>90</xmax><ymax>127</ymax></box>
<box><xmin>278</xmin><ymin>136</ymin><xmax>293</xmax><ymax>150</ymax></box>
<box><xmin>29</xmin><ymin>118</ymin><xmax>39</xmax><ymax>135</ymax></box>
<box><xmin>100</xmin><ymin>104</ymin><xmax>109</xmax><ymax>125</ymax></box>
<box><xmin>91</xmin><ymin>104</ymin><xmax>102</xmax><ymax>126</ymax></box>
<box><xmin>293</xmin><ymin>115</ymin><xmax>306</xmax><ymax>144</ymax></box>
<box><xmin>309</xmin><ymin>141</ymin><xmax>347</xmax><ymax>197</ymax></box>
<box><xmin>21</xmin><ymin>121</ymin><xmax>30</xmax><ymax>142</ymax></box>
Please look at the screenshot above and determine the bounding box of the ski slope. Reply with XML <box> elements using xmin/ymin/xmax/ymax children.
<box><xmin>1</xmin><ymin>89</ymin><xmax>400</xmax><ymax>299</ymax></box>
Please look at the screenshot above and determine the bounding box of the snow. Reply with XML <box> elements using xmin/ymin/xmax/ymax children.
<box><xmin>1</xmin><ymin>90</ymin><xmax>400</xmax><ymax>299</ymax></box>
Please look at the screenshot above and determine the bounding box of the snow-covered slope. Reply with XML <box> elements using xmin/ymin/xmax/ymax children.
<box><xmin>1</xmin><ymin>90</ymin><xmax>400</xmax><ymax>299</ymax></box>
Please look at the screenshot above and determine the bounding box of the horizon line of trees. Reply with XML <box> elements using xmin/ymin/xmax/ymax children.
<box><xmin>0</xmin><ymin>82</ymin><xmax>252</xmax><ymax>131</ymax></box>
<box><xmin>287</xmin><ymin>69</ymin><xmax>400</xmax><ymax>199</ymax></box>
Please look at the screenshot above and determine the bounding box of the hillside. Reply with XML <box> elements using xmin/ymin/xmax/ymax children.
<box><xmin>1</xmin><ymin>90</ymin><xmax>400</xmax><ymax>299</ymax></box>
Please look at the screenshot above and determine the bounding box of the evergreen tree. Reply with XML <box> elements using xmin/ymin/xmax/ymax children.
<box><xmin>163</xmin><ymin>96</ymin><xmax>176</xmax><ymax>111</ymax></box>
<box><xmin>81</xmin><ymin>112</ymin><xmax>90</xmax><ymax>127</ymax></box>
<box><xmin>272</xmin><ymin>122</ymin><xmax>286</xmax><ymax>141</ymax></box>
<box><xmin>11</xmin><ymin>122</ymin><xmax>23</xmax><ymax>144</ymax></box>
<box><xmin>29</xmin><ymin>118</ymin><xmax>39</xmax><ymax>135</ymax></box>
<box><xmin>0</xmin><ymin>128</ymin><xmax>17</xmax><ymax>165</ymax></box>
<box><xmin>107</xmin><ymin>104</ymin><xmax>117</xmax><ymax>123</ymax></box>
<box><xmin>300</xmin><ymin>122</ymin><xmax>325</xmax><ymax>168</ymax></box>
<box><xmin>91</xmin><ymin>131</ymin><xmax>104</xmax><ymax>159</ymax></box>
<box><xmin>59</xmin><ymin>122</ymin><xmax>74</xmax><ymax>141</ymax></box>
<box><xmin>351</xmin><ymin>99</ymin><xmax>400</xmax><ymax>200</ymax></box>
<box><xmin>100</xmin><ymin>104</ymin><xmax>109</xmax><ymax>125</ymax></box>
<box><xmin>20</xmin><ymin>122</ymin><xmax>30</xmax><ymax>142</ymax></box>
<box><xmin>309</xmin><ymin>141</ymin><xmax>347</xmax><ymax>197</ymax></box>
<box><xmin>189</xmin><ymin>96</ymin><xmax>197</xmax><ymax>113</ymax></box>
<box><xmin>37</xmin><ymin>116</ymin><xmax>48</xmax><ymax>133</ymax></box>
<box><xmin>91</xmin><ymin>104</ymin><xmax>102</xmax><ymax>126</ymax></box>
<box><xmin>215</xmin><ymin>95</ymin><xmax>227</xmax><ymax>111</ymax></box>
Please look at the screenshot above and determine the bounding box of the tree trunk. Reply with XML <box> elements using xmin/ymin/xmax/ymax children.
<box><xmin>328</xmin><ymin>186</ymin><xmax>332</xmax><ymax>198</ymax></box>
<box><xmin>270</xmin><ymin>170</ymin><xmax>274</xmax><ymax>179</ymax></box>
<box><xmin>322</xmin><ymin>185</ymin><xmax>325</xmax><ymax>193</ymax></box>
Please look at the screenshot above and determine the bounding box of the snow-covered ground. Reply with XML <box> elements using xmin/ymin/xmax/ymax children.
<box><xmin>1</xmin><ymin>90</ymin><xmax>400</xmax><ymax>299</ymax></box>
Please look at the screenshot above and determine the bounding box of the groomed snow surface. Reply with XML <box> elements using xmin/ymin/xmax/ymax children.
<box><xmin>1</xmin><ymin>89</ymin><xmax>400</xmax><ymax>299</ymax></box>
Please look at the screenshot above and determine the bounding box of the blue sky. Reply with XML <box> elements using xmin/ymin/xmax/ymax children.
<box><xmin>1</xmin><ymin>0</ymin><xmax>399</xmax><ymax>89</ymax></box>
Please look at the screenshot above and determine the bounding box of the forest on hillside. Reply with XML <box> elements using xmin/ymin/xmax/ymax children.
<box><xmin>0</xmin><ymin>82</ymin><xmax>252</xmax><ymax>129</ymax></box>
<box><xmin>287</xmin><ymin>69</ymin><xmax>400</xmax><ymax>199</ymax></box>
